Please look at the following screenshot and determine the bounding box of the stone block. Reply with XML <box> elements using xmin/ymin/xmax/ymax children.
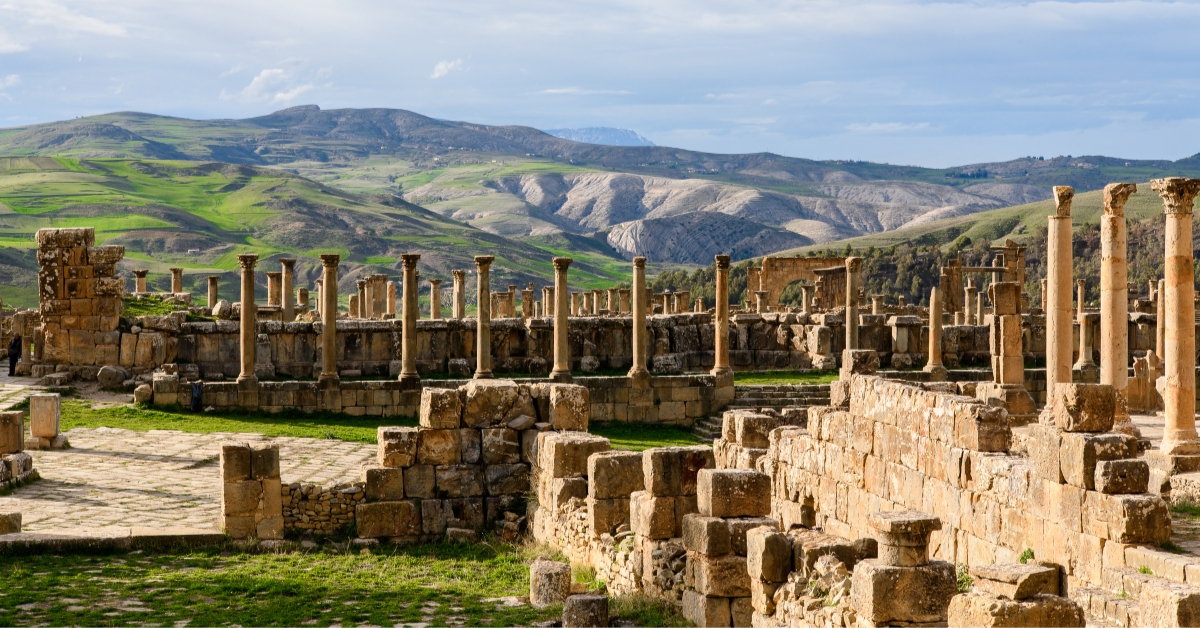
<box><xmin>355</xmin><ymin>500</ymin><xmax>421</xmax><ymax>538</ymax></box>
<box><xmin>462</xmin><ymin>379</ymin><xmax>519</xmax><ymax>427</ymax></box>
<box><xmin>732</xmin><ymin>411</ymin><xmax>778</xmax><ymax>449</ymax></box>
<box><xmin>362</xmin><ymin>465</ymin><xmax>405</xmax><ymax>501</ymax></box>
<box><xmin>947</xmin><ymin>592</ymin><xmax>1084</xmax><ymax>627</ymax></box>
<box><xmin>435</xmin><ymin>464</ymin><xmax>483</xmax><ymax>497</ymax></box>
<box><xmin>730</xmin><ymin>597</ymin><xmax>752</xmax><ymax>628</ymax></box>
<box><xmin>550</xmin><ymin>384</ymin><xmax>590</xmax><ymax>431</ymax></box>
<box><xmin>1053</xmin><ymin>383</ymin><xmax>1115</xmax><ymax>432</ymax></box>
<box><xmin>529</xmin><ymin>558</ymin><xmax>572</xmax><ymax>608</ymax></box>
<box><xmin>842</xmin><ymin>349</ymin><xmax>879</xmax><ymax>375</ymax></box>
<box><xmin>693</xmin><ymin>552</ymin><xmax>751</xmax><ymax>597</ymax></box>
<box><xmin>683</xmin><ymin>513</ymin><xmax>732</xmax><ymax>556</ymax></box>
<box><xmin>404</xmin><ymin>464</ymin><xmax>435</xmax><ymax>499</ymax></box>
<box><xmin>29</xmin><ymin>394</ymin><xmax>60</xmax><ymax>438</ymax></box>
<box><xmin>868</xmin><ymin>510</ymin><xmax>941</xmax><ymax>567</ymax></box>
<box><xmin>481</xmin><ymin>428</ymin><xmax>520</xmax><ymax>465</ymax></box>
<box><xmin>751</xmin><ymin>579</ymin><xmax>780</xmax><ymax>616</ymax></box>
<box><xmin>682</xmin><ymin>591</ymin><xmax>731</xmax><ymax>628</ymax></box>
<box><xmin>644</xmin><ymin>446</ymin><xmax>715</xmax><ymax>497</ymax></box>
<box><xmin>459</xmin><ymin>428</ymin><xmax>481</xmax><ymax>464</ymax></box>
<box><xmin>697</xmin><ymin>469</ymin><xmax>771</xmax><ymax>518</ymax></box>
<box><xmin>562</xmin><ymin>594</ymin><xmax>608</xmax><ymax>628</ymax></box>
<box><xmin>588</xmin><ymin>450</ymin><xmax>644</xmax><ymax>499</ymax></box>
<box><xmin>0</xmin><ymin>411</ymin><xmax>24</xmax><ymax>454</ymax></box>
<box><xmin>250</xmin><ymin>443</ymin><xmax>280</xmax><ymax>479</ymax></box>
<box><xmin>0</xmin><ymin>512</ymin><xmax>20</xmax><ymax>534</ymax></box>
<box><xmin>1138</xmin><ymin>580</ymin><xmax>1200</xmax><ymax>628</ymax></box>
<box><xmin>792</xmin><ymin>529</ymin><xmax>860</xmax><ymax>576</ymax></box>
<box><xmin>1094</xmin><ymin>459</ymin><xmax>1150</xmax><ymax>494</ymax></box>
<box><xmin>257</xmin><ymin>516</ymin><xmax>284</xmax><ymax>540</ymax></box>
<box><xmin>539</xmin><ymin>432</ymin><xmax>610</xmax><ymax>478</ymax></box>
<box><xmin>1103</xmin><ymin>493</ymin><xmax>1172</xmax><ymax>544</ymax></box>
<box><xmin>219</xmin><ymin>442</ymin><xmax>251</xmax><ymax>481</ymax></box>
<box><xmin>221</xmin><ymin>480</ymin><xmax>262</xmax><ymax>517</ymax></box>
<box><xmin>548</xmin><ymin>477</ymin><xmax>588</xmax><ymax>509</ymax></box>
<box><xmin>223</xmin><ymin>515</ymin><xmax>255</xmax><ymax>539</ymax></box>
<box><xmin>418</xmin><ymin>429</ymin><xmax>462</xmax><ymax>465</ymax></box>
<box><xmin>587</xmin><ymin>497</ymin><xmax>630</xmax><ymax>537</ymax></box>
<box><xmin>630</xmin><ymin>490</ymin><xmax>675</xmax><ymax>539</ymax></box>
<box><xmin>970</xmin><ymin>563</ymin><xmax>1058</xmax><ymax>600</ymax></box>
<box><xmin>1059</xmin><ymin>432</ymin><xmax>1137</xmax><ymax>490</ymax></box>
<box><xmin>726</xmin><ymin>517</ymin><xmax>777</xmax><ymax>555</ymax></box>
<box><xmin>421</xmin><ymin>499</ymin><xmax>447</xmax><ymax>535</ymax></box>
<box><xmin>850</xmin><ymin>559</ymin><xmax>957</xmax><ymax>625</ymax></box>
<box><xmin>484</xmin><ymin>463</ymin><xmax>528</xmax><ymax>495</ymax></box>
<box><xmin>746</xmin><ymin>526</ymin><xmax>791</xmax><ymax>582</ymax></box>
<box><xmin>378</xmin><ymin>426</ymin><xmax>419</xmax><ymax>468</ymax></box>
<box><xmin>419</xmin><ymin>387</ymin><xmax>462</xmax><ymax>429</ymax></box>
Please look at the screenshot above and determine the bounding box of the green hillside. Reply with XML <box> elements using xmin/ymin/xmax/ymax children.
<box><xmin>0</xmin><ymin>157</ymin><xmax>627</xmax><ymax>308</ymax></box>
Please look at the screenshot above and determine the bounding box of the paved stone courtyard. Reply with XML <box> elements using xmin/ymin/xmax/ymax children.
<box><xmin>0</xmin><ymin>427</ymin><xmax>374</xmax><ymax>532</ymax></box>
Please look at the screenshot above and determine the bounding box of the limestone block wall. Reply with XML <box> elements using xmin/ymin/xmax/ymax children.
<box><xmin>283</xmin><ymin>481</ymin><xmax>364</xmax><ymax>535</ymax></box>
<box><xmin>219</xmin><ymin>442</ymin><xmax>284</xmax><ymax>540</ymax></box>
<box><xmin>33</xmin><ymin>228</ymin><xmax>125</xmax><ymax>368</ymax></box>
<box><xmin>0</xmin><ymin>410</ymin><xmax>36</xmax><ymax>491</ymax></box>
<box><xmin>763</xmin><ymin>375</ymin><xmax>1170</xmax><ymax>590</ymax></box>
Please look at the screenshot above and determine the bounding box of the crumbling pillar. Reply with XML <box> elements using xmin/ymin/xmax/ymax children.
<box><xmin>545</xmin><ymin>287</ymin><xmax>555</xmax><ymax>317</ymax></box>
<box><xmin>237</xmin><ymin>254</ymin><xmax>258</xmax><ymax>384</ymax></box>
<box><xmin>695</xmin><ymin>298</ymin><xmax>703</xmax><ymax>313</ymax></box>
<box><xmin>355</xmin><ymin>280</ymin><xmax>366</xmax><ymax>319</ymax></box>
<box><xmin>430</xmin><ymin>279</ymin><xmax>443</xmax><ymax>320</ymax></box>
<box><xmin>573</xmin><ymin>292</ymin><xmax>582</xmax><ymax>317</ymax></box>
<box><xmin>923</xmin><ymin>287</ymin><xmax>946</xmax><ymax>380</ymax></box>
<box><xmin>280</xmin><ymin>259</ymin><xmax>296</xmax><ymax>321</ymax></box>
<box><xmin>375</xmin><ymin>275</ymin><xmax>388</xmax><ymax>319</ymax></box>
<box><xmin>607</xmin><ymin>288</ymin><xmax>617</xmax><ymax>314</ymax></box>
<box><xmin>976</xmin><ymin>291</ymin><xmax>984</xmax><ymax>325</ymax></box>
<box><xmin>591</xmin><ymin>289</ymin><xmax>601</xmax><ymax>315</ymax></box>
<box><xmin>1101</xmin><ymin>182</ymin><xmax>1136</xmax><ymax>433</ymax></box>
<box><xmin>1156</xmin><ymin>277</ymin><xmax>1166</xmax><ymax>358</ymax></box>
<box><xmin>870</xmin><ymin>294</ymin><xmax>883</xmax><ymax>315</ymax></box>
<box><xmin>618</xmin><ymin>289</ymin><xmax>630</xmax><ymax>314</ymax></box>
<box><xmin>630</xmin><ymin>257</ymin><xmax>649</xmax><ymax>382</ymax></box>
<box><xmin>522</xmin><ymin>283</ymin><xmax>534</xmax><ymax>319</ymax></box>
<box><xmin>314</xmin><ymin>279</ymin><xmax>323</xmax><ymax>316</ymax></box>
<box><xmin>1046</xmin><ymin>186</ymin><xmax>1074</xmax><ymax>398</ymax></box>
<box><xmin>319</xmin><ymin>255</ymin><xmax>339</xmax><ymax>381</ymax></box>
<box><xmin>207</xmin><ymin>275</ymin><xmax>220</xmax><ymax>309</ymax></box>
<box><xmin>507</xmin><ymin>285</ymin><xmax>517</xmax><ymax>318</ymax></box>
<box><xmin>964</xmin><ymin>279</ymin><xmax>976</xmax><ymax>324</ymax></box>
<box><xmin>1154</xmin><ymin>177</ymin><xmax>1200</xmax><ymax>454</ymax></box>
<box><xmin>845</xmin><ymin>257</ymin><xmax>862</xmax><ymax>350</ymax></box>
<box><xmin>800</xmin><ymin>285</ymin><xmax>811</xmax><ymax>314</ymax></box>
<box><xmin>134</xmin><ymin>269</ymin><xmax>148</xmax><ymax>293</ymax></box>
<box><xmin>399</xmin><ymin>254</ymin><xmax>420</xmax><ymax>388</ymax></box>
<box><xmin>977</xmin><ymin>282</ymin><xmax>1036</xmax><ymax>421</ymax></box>
<box><xmin>170</xmin><ymin>267</ymin><xmax>184</xmax><ymax>294</ymax></box>
<box><xmin>474</xmin><ymin>256</ymin><xmax>494</xmax><ymax>379</ymax></box>
<box><xmin>452</xmin><ymin>270</ymin><xmax>465</xmax><ymax>319</ymax></box>
<box><xmin>298</xmin><ymin>288</ymin><xmax>308</xmax><ymax>312</ymax></box>
<box><xmin>755</xmin><ymin>290</ymin><xmax>768</xmax><ymax>314</ymax></box>
<box><xmin>387</xmin><ymin>280</ymin><xmax>396</xmax><ymax>318</ymax></box>
<box><xmin>712</xmin><ymin>254</ymin><xmax>732</xmax><ymax>378</ymax></box>
<box><xmin>551</xmin><ymin>257</ymin><xmax>573</xmax><ymax>382</ymax></box>
<box><xmin>266</xmin><ymin>272</ymin><xmax>282</xmax><ymax>307</ymax></box>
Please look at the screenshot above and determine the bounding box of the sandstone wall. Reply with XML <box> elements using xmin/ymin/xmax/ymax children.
<box><xmin>33</xmin><ymin>228</ymin><xmax>125</xmax><ymax>368</ymax></box>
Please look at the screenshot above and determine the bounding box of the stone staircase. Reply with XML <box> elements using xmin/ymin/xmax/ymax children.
<box><xmin>694</xmin><ymin>384</ymin><xmax>831</xmax><ymax>440</ymax></box>
<box><xmin>1068</xmin><ymin>543</ymin><xmax>1200</xmax><ymax>627</ymax></box>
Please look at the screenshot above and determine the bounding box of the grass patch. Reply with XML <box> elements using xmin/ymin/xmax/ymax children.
<box><xmin>122</xmin><ymin>294</ymin><xmax>184</xmax><ymax>317</ymax></box>
<box><xmin>1171</xmin><ymin>501</ymin><xmax>1200</xmax><ymax>519</ymax></box>
<box><xmin>590</xmin><ymin>422</ymin><xmax>703</xmax><ymax>451</ymax></box>
<box><xmin>61</xmin><ymin>400</ymin><xmax>413</xmax><ymax>444</ymax></box>
<box><xmin>734</xmin><ymin>370</ymin><xmax>839</xmax><ymax>385</ymax></box>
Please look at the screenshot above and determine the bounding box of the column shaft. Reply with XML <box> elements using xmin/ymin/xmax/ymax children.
<box><xmin>280</xmin><ymin>259</ymin><xmax>296</xmax><ymax>322</ymax></box>
<box><xmin>1153</xmin><ymin>178</ymin><xmax>1200</xmax><ymax>453</ymax></box>
<box><xmin>551</xmin><ymin>258</ymin><xmax>573</xmax><ymax>381</ymax></box>
<box><xmin>430</xmin><ymin>279</ymin><xmax>443</xmax><ymax>320</ymax></box>
<box><xmin>630</xmin><ymin>257</ymin><xmax>648</xmax><ymax>378</ymax></box>
<box><xmin>1046</xmin><ymin>187</ymin><xmax>1074</xmax><ymax>396</ymax></box>
<box><xmin>452</xmin><ymin>270</ymin><xmax>466</xmax><ymax>319</ymax></box>
<box><xmin>474</xmin><ymin>257</ymin><xmax>494</xmax><ymax>379</ymax></box>
<box><xmin>400</xmin><ymin>255</ymin><xmax>420</xmax><ymax>386</ymax></box>
<box><xmin>207</xmin><ymin>276</ymin><xmax>219</xmax><ymax>309</ymax></box>
<box><xmin>237</xmin><ymin>255</ymin><xmax>258</xmax><ymax>382</ymax></box>
<box><xmin>320</xmin><ymin>256</ymin><xmax>339</xmax><ymax>379</ymax></box>
<box><xmin>712</xmin><ymin>255</ymin><xmax>732</xmax><ymax>375</ymax></box>
<box><xmin>1101</xmin><ymin>183</ymin><xmax>1132</xmax><ymax>424</ymax></box>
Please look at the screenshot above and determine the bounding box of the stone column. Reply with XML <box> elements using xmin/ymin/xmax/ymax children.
<box><xmin>430</xmin><ymin>279</ymin><xmax>443</xmax><ymax>320</ymax></box>
<box><xmin>964</xmin><ymin>280</ymin><xmax>976</xmax><ymax>325</ymax></box>
<box><xmin>800</xmin><ymin>285</ymin><xmax>811</xmax><ymax>314</ymax></box>
<box><xmin>923</xmin><ymin>287</ymin><xmax>947</xmax><ymax>380</ymax></box>
<box><xmin>755</xmin><ymin>291</ymin><xmax>768</xmax><ymax>314</ymax></box>
<box><xmin>399</xmin><ymin>254</ymin><xmax>421</xmax><ymax>388</ymax></box>
<box><xmin>1101</xmin><ymin>182</ymin><xmax>1134</xmax><ymax>430</ymax></box>
<box><xmin>1074</xmin><ymin>280</ymin><xmax>1094</xmax><ymax>368</ymax></box>
<box><xmin>298</xmin><ymin>288</ymin><xmax>308</xmax><ymax>311</ymax></box>
<box><xmin>315</xmin><ymin>279</ymin><xmax>323</xmax><ymax>316</ymax></box>
<box><xmin>349</xmin><ymin>295</ymin><xmax>359</xmax><ymax>318</ymax></box>
<box><xmin>386</xmin><ymin>280</ymin><xmax>396</xmax><ymax>318</ymax></box>
<box><xmin>1040</xmin><ymin>279</ymin><xmax>1048</xmax><ymax>312</ymax></box>
<box><xmin>590</xmin><ymin>289</ymin><xmax>600</xmax><ymax>315</ymax></box>
<box><xmin>545</xmin><ymin>287</ymin><xmax>555</xmax><ymax>317</ymax></box>
<box><xmin>474</xmin><ymin>256</ymin><xmax>494</xmax><ymax>379</ymax></box>
<box><xmin>266</xmin><ymin>272</ymin><xmax>282</xmax><ymax>307</ymax></box>
<box><xmin>607</xmin><ymin>288</ymin><xmax>617</xmax><ymax>314</ymax></box>
<box><xmin>280</xmin><ymin>258</ymin><xmax>296</xmax><ymax>322</ymax></box>
<box><xmin>376</xmin><ymin>275</ymin><xmax>388</xmax><ymax>319</ymax></box>
<box><xmin>170</xmin><ymin>267</ymin><xmax>184</xmax><ymax>294</ymax></box>
<box><xmin>618</xmin><ymin>289</ymin><xmax>630</xmax><ymax>314</ymax></box>
<box><xmin>207</xmin><ymin>276</ymin><xmax>220</xmax><ymax>309</ymax></box>
<box><xmin>977</xmin><ymin>281</ymin><xmax>1036</xmax><ymax>420</ymax></box>
<box><xmin>629</xmin><ymin>257</ymin><xmax>649</xmax><ymax>381</ymax></box>
<box><xmin>237</xmin><ymin>254</ymin><xmax>258</xmax><ymax>383</ymax></box>
<box><xmin>1156</xmin><ymin>278</ymin><xmax>1166</xmax><ymax>358</ymax></box>
<box><xmin>134</xmin><ymin>270</ymin><xmax>148</xmax><ymax>293</ymax></box>
<box><xmin>506</xmin><ymin>285</ymin><xmax>517</xmax><ymax>318</ymax></box>
<box><xmin>695</xmin><ymin>298</ymin><xmax>703</xmax><ymax>313</ymax></box>
<box><xmin>976</xmin><ymin>292</ymin><xmax>984</xmax><ymax>325</ymax></box>
<box><xmin>1153</xmin><ymin>178</ymin><xmax>1200</xmax><ymax>454</ymax></box>
<box><xmin>452</xmin><ymin>270</ymin><xmax>466</xmax><ymax>319</ymax></box>
<box><xmin>551</xmin><ymin>258</ymin><xmax>573</xmax><ymax>382</ymax></box>
<box><xmin>712</xmin><ymin>254</ymin><xmax>732</xmax><ymax>377</ymax></box>
<box><xmin>319</xmin><ymin>255</ymin><xmax>339</xmax><ymax>381</ymax></box>
<box><xmin>355</xmin><ymin>280</ymin><xmax>366</xmax><ymax>319</ymax></box>
<box><xmin>845</xmin><ymin>258</ymin><xmax>862</xmax><ymax>350</ymax></box>
<box><xmin>521</xmin><ymin>284</ymin><xmax>534</xmax><ymax>319</ymax></box>
<box><xmin>1046</xmin><ymin>186</ymin><xmax>1074</xmax><ymax>399</ymax></box>
<box><xmin>574</xmin><ymin>292</ymin><xmax>583</xmax><ymax>316</ymax></box>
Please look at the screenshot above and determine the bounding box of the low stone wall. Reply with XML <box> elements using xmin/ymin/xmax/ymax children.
<box><xmin>0</xmin><ymin>411</ymin><xmax>37</xmax><ymax>491</ymax></box>
<box><xmin>283</xmin><ymin>481</ymin><xmax>364</xmax><ymax>536</ymax></box>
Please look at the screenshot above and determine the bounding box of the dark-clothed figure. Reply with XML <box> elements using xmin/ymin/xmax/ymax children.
<box><xmin>7</xmin><ymin>333</ymin><xmax>20</xmax><ymax>377</ymax></box>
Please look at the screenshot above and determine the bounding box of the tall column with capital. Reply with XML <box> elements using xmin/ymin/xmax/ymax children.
<box><xmin>237</xmin><ymin>254</ymin><xmax>258</xmax><ymax>383</ymax></box>
<box><xmin>630</xmin><ymin>257</ymin><xmax>649</xmax><ymax>380</ymax></box>
<box><xmin>474</xmin><ymin>256</ymin><xmax>494</xmax><ymax>379</ymax></box>
<box><xmin>280</xmin><ymin>258</ymin><xmax>296</xmax><ymax>322</ymax></box>
<box><xmin>170</xmin><ymin>267</ymin><xmax>184</xmax><ymax>294</ymax></box>
<box><xmin>1153</xmin><ymin>178</ymin><xmax>1200</xmax><ymax>453</ymax></box>
<box><xmin>923</xmin><ymin>287</ymin><xmax>947</xmax><ymax>380</ymax></box>
<box><xmin>400</xmin><ymin>254</ymin><xmax>421</xmax><ymax>387</ymax></box>
<box><xmin>452</xmin><ymin>270</ymin><xmax>466</xmax><ymax>319</ymax></box>
<box><xmin>207</xmin><ymin>276</ymin><xmax>220</xmax><ymax>309</ymax></box>
<box><xmin>712</xmin><ymin>254</ymin><xmax>732</xmax><ymax>377</ymax></box>
<box><xmin>134</xmin><ymin>269</ymin><xmax>148</xmax><ymax>293</ymax></box>
<box><xmin>1101</xmin><ymin>182</ymin><xmax>1135</xmax><ymax>431</ymax></box>
<box><xmin>1047</xmin><ymin>186</ymin><xmax>1074</xmax><ymax>398</ymax></box>
<box><xmin>319</xmin><ymin>255</ymin><xmax>340</xmax><ymax>380</ymax></box>
<box><xmin>550</xmin><ymin>258</ymin><xmax>573</xmax><ymax>382</ymax></box>
<box><xmin>430</xmin><ymin>279</ymin><xmax>443</xmax><ymax>320</ymax></box>
<box><xmin>845</xmin><ymin>257</ymin><xmax>862</xmax><ymax>351</ymax></box>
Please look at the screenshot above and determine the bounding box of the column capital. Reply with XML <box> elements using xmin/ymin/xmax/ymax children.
<box><xmin>552</xmin><ymin>257</ymin><xmax>573</xmax><ymax>271</ymax></box>
<box><xmin>315</xmin><ymin>278</ymin><xmax>323</xmax><ymax>285</ymax></box>
<box><xmin>1077</xmin><ymin>278</ymin><xmax>1086</xmax><ymax>288</ymax></box>
<box><xmin>355</xmin><ymin>278</ymin><xmax>366</xmax><ymax>286</ymax></box>
<box><xmin>714</xmin><ymin>254</ymin><xmax>730</xmax><ymax>269</ymax></box>
<box><xmin>208</xmin><ymin>275</ymin><xmax>220</xmax><ymax>281</ymax></box>
<box><xmin>279</xmin><ymin>258</ymin><xmax>296</xmax><ymax>269</ymax></box>
<box><xmin>474</xmin><ymin>255</ymin><xmax>494</xmax><ymax>270</ymax></box>
<box><xmin>237</xmin><ymin>254</ymin><xmax>258</xmax><ymax>270</ymax></box>
<box><xmin>633</xmin><ymin>256</ymin><xmax>647</xmax><ymax>269</ymax></box>
<box><xmin>319</xmin><ymin>254</ymin><xmax>340</xmax><ymax>268</ymax></box>
<box><xmin>845</xmin><ymin>256</ymin><xmax>863</xmax><ymax>272</ymax></box>
<box><xmin>266</xmin><ymin>271</ymin><xmax>281</xmax><ymax>279</ymax></box>
<box><xmin>430</xmin><ymin>278</ymin><xmax>442</xmax><ymax>287</ymax></box>
<box><xmin>1103</xmin><ymin>182</ymin><xmax>1138</xmax><ymax>217</ymax></box>
<box><xmin>1151</xmin><ymin>178</ymin><xmax>1200</xmax><ymax>215</ymax></box>
<box><xmin>133</xmin><ymin>269</ymin><xmax>148</xmax><ymax>278</ymax></box>
<box><xmin>401</xmin><ymin>253</ymin><xmax>421</xmax><ymax>269</ymax></box>
<box><xmin>1052</xmin><ymin>186</ymin><xmax>1074</xmax><ymax>217</ymax></box>
<box><xmin>169</xmin><ymin>266</ymin><xmax>183</xmax><ymax>273</ymax></box>
<box><xmin>452</xmin><ymin>269</ymin><xmax>466</xmax><ymax>280</ymax></box>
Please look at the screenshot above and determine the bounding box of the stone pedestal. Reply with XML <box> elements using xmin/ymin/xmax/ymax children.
<box><xmin>851</xmin><ymin>511</ymin><xmax>957</xmax><ymax>626</ymax></box>
<box><xmin>981</xmin><ymin>282</ymin><xmax>1035</xmax><ymax>421</ymax></box>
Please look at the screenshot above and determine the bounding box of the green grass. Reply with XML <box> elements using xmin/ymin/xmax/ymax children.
<box><xmin>734</xmin><ymin>370</ymin><xmax>839</xmax><ymax>385</ymax></box>
<box><xmin>62</xmin><ymin>400</ymin><xmax>413</xmax><ymax>444</ymax></box>
<box><xmin>0</xmin><ymin>541</ymin><xmax>688</xmax><ymax>627</ymax></box>
<box><xmin>590</xmin><ymin>422</ymin><xmax>704</xmax><ymax>451</ymax></box>
<box><xmin>122</xmin><ymin>294</ymin><xmax>184</xmax><ymax>317</ymax></box>
<box><xmin>1171</xmin><ymin>501</ymin><xmax>1200</xmax><ymax>519</ymax></box>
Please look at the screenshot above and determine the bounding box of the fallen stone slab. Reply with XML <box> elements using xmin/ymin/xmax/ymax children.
<box><xmin>0</xmin><ymin>526</ymin><xmax>225</xmax><ymax>553</ymax></box>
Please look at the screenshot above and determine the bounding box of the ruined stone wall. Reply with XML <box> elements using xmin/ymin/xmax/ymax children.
<box><xmin>764</xmin><ymin>376</ymin><xmax>1170</xmax><ymax>590</ymax></box>
<box><xmin>33</xmin><ymin>228</ymin><xmax>125</xmax><ymax>369</ymax></box>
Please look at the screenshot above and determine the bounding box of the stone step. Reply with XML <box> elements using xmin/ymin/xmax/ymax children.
<box><xmin>1069</xmin><ymin>585</ymin><xmax>1138</xmax><ymax>627</ymax></box>
<box><xmin>733</xmin><ymin>384</ymin><xmax>830</xmax><ymax>393</ymax></box>
<box><xmin>733</xmin><ymin>394</ymin><xmax>829</xmax><ymax>402</ymax></box>
<box><xmin>726</xmin><ymin>401</ymin><xmax>821</xmax><ymax>410</ymax></box>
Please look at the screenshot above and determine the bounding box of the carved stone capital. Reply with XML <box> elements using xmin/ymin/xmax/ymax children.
<box><xmin>633</xmin><ymin>256</ymin><xmax>647</xmax><ymax>269</ymax></box>
<box><xmin>1151</xmin><ymin>177</ymin><xmax>1200</xmax><ymax>215</ymax></box>
<box><xmin>846</xmin><ymin>257</ymin><xmax>863</xmax><ymax>273</ymax></box>
<box><xmin>401</xmin><ymin>253</ymin><xmax>421</xmax><ymax>270</ymax></box>
<box><xmin>552</xmin><ymin>257</ymin><xmax>573</xmax><ymax>271</ymax></box>
<box><xmin>319</xmin><ymin>254</ymin><xmax>340</xmax><ymax>268</ymax></box>
<box><xmin>279</xmin><ymin>258</ymin><xmax>296</xmax><ymax>269</ymax></box>
<box><xmin>1053</xmin><ymin>186</ymin><xmax>1074</xmax><ymax>217</ymax></box>
<box><xmin>452</xmin><ymin>269</ymin><xmax>466</xmax><ymax>281</ymax></box>
<box><xmin>474</xmin><ymin>255</ymin><xmax>494</xmax><ymax>270</ymax></box>
<box><xmin>237</xmin><ymin>254</ymin><xmax>258</xmax><ymax>270</ymax></box>
<box><xmin>1103</xmin><ymin>182</ymin><xmax>1138</xmax><ymax>217</ymax></box>
<box><xmin>714</xmin><ymin>254</ymin><xmax>731</xmax><ymax>270</ymax></box>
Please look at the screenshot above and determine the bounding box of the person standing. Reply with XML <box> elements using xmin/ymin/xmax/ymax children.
<box><xmin>7</xmin><ymin>332</ymin><xmax>20</xmax><ymax>377</ymax></box>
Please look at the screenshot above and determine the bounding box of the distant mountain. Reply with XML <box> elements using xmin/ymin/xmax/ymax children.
<box><xmin>543</xmin><ymin>127</ymin><xmax>655</xmax><ymax>147</ymax></box>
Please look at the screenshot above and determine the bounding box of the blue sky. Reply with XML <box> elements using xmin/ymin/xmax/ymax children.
<box><xmin>0</xmin><ymin>0</ymin><xmax>1198</xmax><ymax>167</ymax></box>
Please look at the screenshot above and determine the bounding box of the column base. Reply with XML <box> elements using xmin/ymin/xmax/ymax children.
<box><xmin>1146</xmin><ymin>450</ymin><xmax>1200</xmax><ymax>495</ymax></box>
<box><xmin>1160</xmin><ymin>436</ymin><xmax>1200</xmax><ymax>456</ymax></box>
<box><xmin>318</xmin><ymin>373</ymin><xmax>340</xmax><ymax>386</ymax></box>
<box><xmin>398</xmin><ymin>373</ymin><xmax>421</xmax><ymax>390</ymax></box>
<box><xmin>549</xmin><ymin>370</ymin><xmax>572</xmax><ymax>383</ymax></box>
<box><xmin>473</xmin><ymin>370</ymin><xmax>494</xmax><ymax>380</ymax></box>
<box><xmin>236</xmin><ymin>375</ymin><xmax>259</xmax><ymax>386</ymax></box>
<box><xmin>709</xmin><ymin>366</ymin><xmax>733</xmax><ymax>388</ymax></box>
<box><xmin>628</xmin><ymin>367</ymin><xmax>651</xmax><ymax>388</ymax></box>
<box><xmin>921</xmin><ymin>364</ymin><xmax>947</xmax><ymax>382</ymax></box>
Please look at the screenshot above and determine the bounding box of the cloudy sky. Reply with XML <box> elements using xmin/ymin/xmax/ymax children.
<box><xmin>0</xmin><ymin>0</ymin><xmax>1198</xmax><ymax>167</ymax></box>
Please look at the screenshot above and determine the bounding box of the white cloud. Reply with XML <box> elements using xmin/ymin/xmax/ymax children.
<box><xmin>762</xmin><ymin>99</ymin><xmax>778</xmax><ymax>105</ymax></box>
<box><xmin>542</xmin><ymin>87</ymin><xmax>632</xmax><ymax>95</ymax></box>
<box><xmin>221</xmin><ymin>68</ymin><xmax>312</xmax><ymax>103</ymax></box>
<box><xmin>219</xmin><ymin>65</ymin><xmax>244</xmax><ymax>78</ymax></box>
<box><xmin>0</xmin><ymin>74</ymin><xmax>19</xmax><ymax>89</ymax></box>
<box><xmin>845</xmin><ymin>122</ymin><xmax>931</xmax><ymax>133</ymax></box>
<box><xmin>430</xmin><ymin>59</ymin><xmax>462</xmax><ymax>79</ymax></box>
<box><xmin>0</xmin><ymin>32</ymin><xmax>26</xmax><ymax>53</ymax></box>
<box><xmin>4</xmin><ymin>0</ymin><xmax>125</xmax><ymax>36</ymax></box>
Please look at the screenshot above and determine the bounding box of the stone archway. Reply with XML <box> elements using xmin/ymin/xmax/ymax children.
<box><xmin>750</xmin><ymin>255</ymin><xmax>846</xmax><ymax>308</ymax></box>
